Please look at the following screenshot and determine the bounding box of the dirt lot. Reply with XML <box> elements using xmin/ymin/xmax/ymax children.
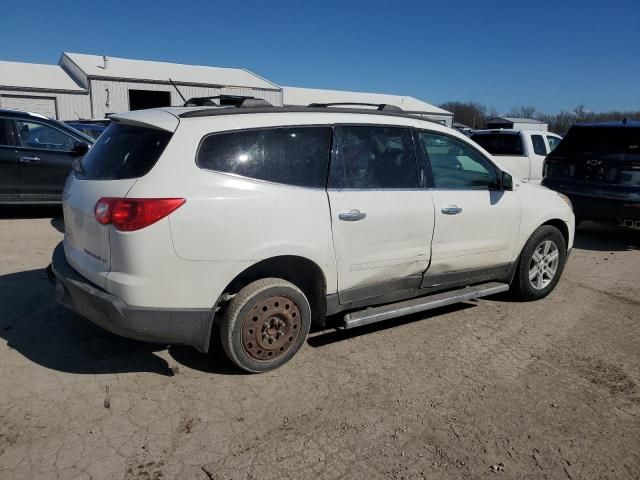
<box><xmin>0</xmin><ymin>208</ymin><xmax>639</xmax><ymax>480</ymax></box>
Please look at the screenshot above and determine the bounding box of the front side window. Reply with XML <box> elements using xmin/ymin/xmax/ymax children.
<box><xmin>197</xmin><ymin>127</ymin><xmax>331</xmax><ymax>188</ymax></box>
<box><xmin>329</xmin><ymin>126</ymin><xmax>418</xmax><ymax>189</ymax></box>
<box><xmin>531</xmin><ymin>135</ymin><xmax>547</xmax><ymax>155</ymax></box>
<box><xmin>546</xmin><ymin>135</ymin><xmax>561</xmax><ymax>152</ymax></box>
<box><xmin>15</xmin><ymin>120</ymin><xmax>76</xmax><ymax>151</ymax></box>
<box><xmin>420</xmin><ymin>132</ymin><xmax>499</xmax><ymax>189</ymax></box>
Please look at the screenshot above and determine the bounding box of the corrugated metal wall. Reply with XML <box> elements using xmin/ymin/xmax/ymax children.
<box><xmin>90</xmin><ymin>79</ymin><xmax>282</xmax><ymax>118</ymax></box>
<box><xmin>0</xmin><ymin>90</ymin><xmax>91</xmax><ymax>120</ymax></box>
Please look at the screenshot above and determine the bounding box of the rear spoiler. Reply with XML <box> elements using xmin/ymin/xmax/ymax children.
<box><xmin>109</xmin><ymin>110</ymin><xmax>179</xmax><ymax>132</ymax></box>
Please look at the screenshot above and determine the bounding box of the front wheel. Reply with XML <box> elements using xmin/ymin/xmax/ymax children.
<box><xmin>220</xmin><ymin>278</ymin><xmax>312</xmax><ymax>373</ymax></box>
<box><xmin>512</xmin><ymin>225</ymin><xmax>567</xmax><ymax>301</ymax></box>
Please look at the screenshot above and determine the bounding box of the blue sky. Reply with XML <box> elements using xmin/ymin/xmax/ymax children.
<box><xmin>1</xmin><ymin>0</ymin><xmax>638</xmax><ymax>114</ymax></box>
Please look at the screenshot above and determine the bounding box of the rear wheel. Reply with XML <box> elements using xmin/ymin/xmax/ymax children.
<box><xmin>512</xmin><ymin>225</ymin><xmax>567</xmax><ymax>301</ymax></box>
<box><xmin>220</xmin><ymin>278</ymin><xmax>311</xmax><ymax>373</ymax></box>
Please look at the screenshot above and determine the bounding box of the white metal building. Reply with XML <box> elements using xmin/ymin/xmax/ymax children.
<box><xmin>59</xmin><ymin>53</ymin><xmax>283</xmax><ymax>119</ymax></box>
<box><xmin>485</xmin><ymin>117</ymin><xmax>548</xmax><ymax>131</ymax></box>
<box><xmin>0</xmin><ymin>60</ymin><xmax>90</xmax><ymax>119</ymax></box>
<box><xmin>283</xmin><ymin>86</ymin><xmax>453</xmax><ymax>126</ymax></box>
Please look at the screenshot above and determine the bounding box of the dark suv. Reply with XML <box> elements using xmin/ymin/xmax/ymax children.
<box><xmin>0</xmin><ymin>109</ymin><xmax>93</xmax><ymax>204</ymax></box>
<box><xmin>542</xmin><ymin>121</ymin><xmax>640</xmax><ymax>228</ymax></box>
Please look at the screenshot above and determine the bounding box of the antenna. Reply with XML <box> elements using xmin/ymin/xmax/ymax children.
<box><xmin>169</xmin><ymin>78</ymin><xmax>187</xmax><ymax>105</ymax></box>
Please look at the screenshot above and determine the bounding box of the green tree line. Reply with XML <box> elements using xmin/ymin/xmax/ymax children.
<box><xmin>440</xmin><ymin>102</ymin><xmax>640</xmax><ymax>134</ymax></box>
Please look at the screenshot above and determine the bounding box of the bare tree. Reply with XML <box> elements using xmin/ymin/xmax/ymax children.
<box><xmin>507</xmin><ymin>105</ymin><xmax>537</xmax><ymax>118</ymax></box>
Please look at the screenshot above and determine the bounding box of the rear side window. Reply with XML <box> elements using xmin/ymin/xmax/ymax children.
<box><xmin>78</xmin><ymin>123</ymin><xmax>172</xmax><ymax>180</ymax></box>
<box><xmin>471</xmin><ymin>133</ymin><xmax>524</xmax><ymax>155</ymax></box>
<box><xmin>329</xmin><ymin>126</ymin><xmax>418</xmax><ymax>189</ymax></box>
<box><xmin>531</xmin><ymin>135</ymin><xmax>547</xmax><ymax>155</ymax></box>
<box><xmin>197</xmin><ymin>127</ymin><xmax>331</xmax><ymax>188</ymax></box>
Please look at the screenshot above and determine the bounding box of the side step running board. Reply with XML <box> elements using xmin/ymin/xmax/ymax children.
<box><xmin>342</xmin><ymin>282</ymin><xmax>509</xmax><ymax>329</ymax></box>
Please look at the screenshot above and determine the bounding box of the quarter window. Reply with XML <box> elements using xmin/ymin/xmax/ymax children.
<box><xmin>197</xmin><ymin>127</ymin><xmax>331</xmax><ymax>188</ymax></box>
<box><xmin>15</xmin><ymin>120</ymin><xmax>76</xmax><ymax>151</ymax></box>
<box><xmin>419</xmin><ymin>132</ymin><xmax>499</xmax><ymax>189</ymax></box>
<box><xmin>531</xmin><ymin>135</ymin><xmax>547</xmax><ymax>155</ymax></box>
<box><xmin>329</xmin><ymin>126</ymin><xmax>418</xmax><ymax>189</ymax></box>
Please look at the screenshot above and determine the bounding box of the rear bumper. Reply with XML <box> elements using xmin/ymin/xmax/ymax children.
<box><xmin>541</xmin><ymin>181</ymin><xmax>640</xmax><ymax>225</ymax></box>
<box><xmin>569</xmin><ymin>195</ymin><xmax>640</xmax><ymax>225</ymax></box>
<box><xmin>49</xmin><ymin>242</ymin><xmax>213</xmax><ymax>352</ymax></box>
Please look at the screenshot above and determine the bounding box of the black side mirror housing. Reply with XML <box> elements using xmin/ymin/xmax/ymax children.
<box><xmin>501</xmin><ymin>171</ymin><xmax>514</xmax><ymax>191</ymax></box>
<box><xmin>71</xmin><ymin>141</ymin><xmax>90</xmax><ymax>157</ymax></box>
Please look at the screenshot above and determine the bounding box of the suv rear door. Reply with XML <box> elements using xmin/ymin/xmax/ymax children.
<box><xmin>14</xmin><ymin>118</ymin><xmax>88</xmax><ymax>201</ymax></box>
<box><xmin>63</xmin><ymin>120</ymin><xmax>174</xmax><ymax>288</ymax></box>
<box><xmin>327</xmin><ymin>125</ymin><xmax>435</xmax><ymax>304</ymax></box>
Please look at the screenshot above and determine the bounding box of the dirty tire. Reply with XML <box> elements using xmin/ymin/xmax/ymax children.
<box><xmin>512</xmin><ymin>225</ymin><xmax>567</xmax><ymax>301</ymax></box>
<box><xmin>220</xmin><ymin>278</ymin><xmax>312</xmax><ymax>373</ymax></box>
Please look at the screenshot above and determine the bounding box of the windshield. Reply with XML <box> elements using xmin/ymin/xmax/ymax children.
<box><xmin>77</xmin><ymin>123</ymin><xmax>172</xmax><ymax>180</ymax></box>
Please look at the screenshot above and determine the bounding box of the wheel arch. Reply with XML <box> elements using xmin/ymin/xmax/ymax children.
<box><xmin>215</xmin><ymin>255</ymin><xmax>328</xmax><ymax>327</ymax></box>
<box><xmin>541</xmin><ymin>218</ymin><xmax>570</xmax><ymax>249</ymax></box>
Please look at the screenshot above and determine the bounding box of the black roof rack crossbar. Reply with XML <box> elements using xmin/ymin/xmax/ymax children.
<box><xmin>308</xmin><ymin>102</ymin><xmax>403</xmax><ymax>112</ymax></box>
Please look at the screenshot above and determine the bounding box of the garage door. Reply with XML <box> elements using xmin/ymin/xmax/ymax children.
<box><xmin>0</xmin><ymin>95</ymin><xmax>57</xmax><ymax>119</ymax></box>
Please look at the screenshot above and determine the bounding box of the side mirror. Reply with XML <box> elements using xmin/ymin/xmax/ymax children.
<box><xmin>71</xmin><ymin>141</ymin><xmax>90</xmax><ymax>156</ymax></box>
<box><xmin>501</xmin><ymin>171</ymin><xmax>514</xmax><ymax>191</ymax></box>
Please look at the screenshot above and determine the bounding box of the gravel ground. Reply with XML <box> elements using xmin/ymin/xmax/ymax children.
<box><xmin>0</xmin><ymin>207</ymin><xmax>639</xmax><ymax>480</ymax></box>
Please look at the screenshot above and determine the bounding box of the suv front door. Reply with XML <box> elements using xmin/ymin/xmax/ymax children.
<box><xmin>327</xmin><ymin>125</ymin><xmax>435</xmax><ymax>304</ymax></box>
<box><xmin>0</xmin><ymin>118</ymin><xmax>20</xmax><ymax>201</ymax></box>
<box><xmin>418</xmin><ymin>131</ymin><xmax>520</xmax><ymax>284</ymax></box>
<box><xmin>14</xmin><ymin>119</ymin><xmax>81</xmax><ymax>201</ymax></box>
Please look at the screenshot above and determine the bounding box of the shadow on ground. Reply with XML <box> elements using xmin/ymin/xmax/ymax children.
<box><xmin>0</xmin><ymin>267</ymin><xmax>241</xmax><ymax>376</ymax></box>
<box><xmin>574</xmin><ymin>222</ymin><xmax>640</xmax><ymax>252</ymax></box>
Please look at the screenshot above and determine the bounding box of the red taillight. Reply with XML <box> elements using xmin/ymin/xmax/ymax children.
<box><xmin>94</xmin><ymin>197</ymin><xmax>185</xmax><ymax>231</ymax></box>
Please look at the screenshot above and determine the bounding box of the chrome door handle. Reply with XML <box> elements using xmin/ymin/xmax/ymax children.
<box><xmin>441</xmin><ymin>205</ymin><xmax>462</xmax><ymax>215</ymax></box>
<box><xmin>20</xmin><ymin>156</ymin><xmax>41</xmax><ymax>163</ymax></box>
<box><xmin>339</xmin><ymin>209</ymin><xmax>366</xmax><ymax>222</ymax></box>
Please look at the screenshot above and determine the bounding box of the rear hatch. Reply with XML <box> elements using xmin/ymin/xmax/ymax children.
<box><xmin>63</xmin><ymin>116</ymin><xmax>175</xmax><ymax>288</ymax></box>
<box><xmin>543</xmin><ymin>125</ymin><xmax>640</xmax><ymax>198</ymax></box>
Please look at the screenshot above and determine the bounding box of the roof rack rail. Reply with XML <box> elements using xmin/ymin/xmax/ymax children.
<box><xmin>308</xmin><ymin>102</ymin><xmax>404</xmax><ymax>112</ymax></box>
<box><xmin>184</xmin><ymin>95</ymin><xmax>272</xmax><ymax>108</ymax></box>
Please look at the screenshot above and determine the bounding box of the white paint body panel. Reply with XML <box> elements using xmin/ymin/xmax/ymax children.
<box><xmin>328</xmin><ymin>190</ymin><xmax>435</xmax><ymax>298</ymax></box>
<box><xmin>62</xmin><ymin>108</ymin><xmax>574</xmax><ymax>311</ymax></box>
<box><xmin>429</xmin><ymin>190</ymin><xmax>521</xmax><ymax>273</ymax></box>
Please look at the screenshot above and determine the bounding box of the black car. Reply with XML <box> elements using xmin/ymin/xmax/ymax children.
<box><xmin>0</xmin><ymin>109</ymin><xmax>93</xmax><ymax>204</ymax></box>
<box><xmin>542</xmin><ymin>120</ymin><xmax>640</xmax><ymax>228</ymax></box>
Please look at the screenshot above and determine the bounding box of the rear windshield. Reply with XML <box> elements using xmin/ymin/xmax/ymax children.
<box><xmin>553</xmin><ymin>126</ymin><xmax>640</xmax><ymax>157</ymax></box>
<box><xmin>471</xmin><ymin>133</ymin><xmax>524</xmax><ymax>155</ymax></box>
<box><xmin>77</xmin><ymin>123</ymin><xmax>172</xmax><ymax>180</ymax></box>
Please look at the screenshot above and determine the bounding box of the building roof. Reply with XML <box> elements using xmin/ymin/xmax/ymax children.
<box><xmin>62</xmin><ymin>53</ymin><xmax>280</xmax><ymax>90</ymax></box>
<box><xmin>0</xmin><ymin>60</ymin><xmax>86</xmax><ymax>92</ymax></box>
<box><xmin>488</xmin><ymin>116</ymin><xmax>544</xmax><ymax>124</ymax></box>
<box><xmin>282</xmin><ymin>86</ymin><xmax>452</xmax><ymax>115</ymax></box>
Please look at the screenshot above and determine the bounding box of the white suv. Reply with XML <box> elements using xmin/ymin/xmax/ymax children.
<box><xmin>49</xmin><ymin>101</ymin><xmax>575</xmax><ymax>372</ymax></box>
